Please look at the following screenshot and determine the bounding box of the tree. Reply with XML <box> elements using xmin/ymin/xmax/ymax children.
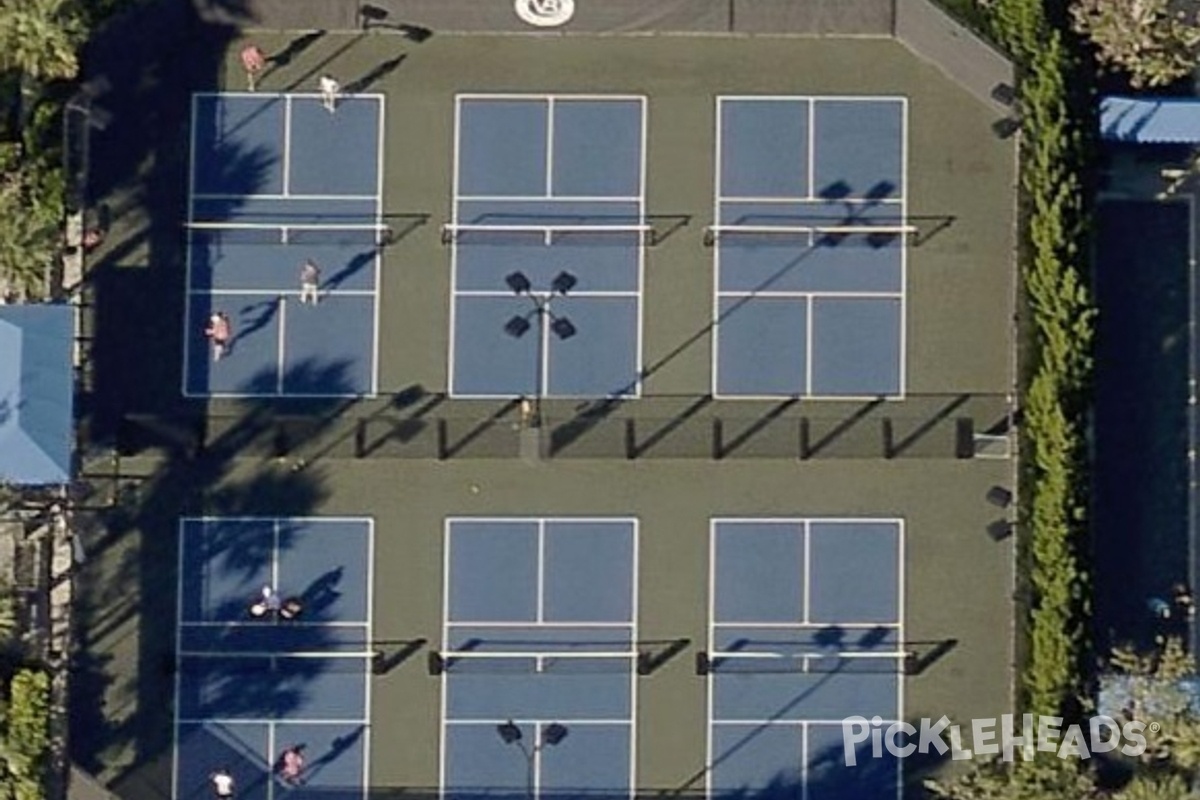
<box><xmin>0</xmin><ymin>0</ymin><xmax>81</xmax><ymax>83</ymax></box>
<box><xmin>0</xmin><ymin>143</ymin><xmax>62</xmax><ymax>300</ymax></box>
<box><xmin>925</xmin><ymin>753</ymin><xmax>1098</xmax><ymax>800</ymax></box>
<box><xmin>1070</xmin><ymin>0</ymin><xmax>1200</xmax><ymax>87</ymax></box>
<box><xmin>1109</xmin><ymin>637</ymin><xmax>1200</xmax><ymax>770</ymax></box>
<box><xmin>1111</xmin><ymin>772</ymin><xmax>1197</xmax><ymax>800</ymax></box>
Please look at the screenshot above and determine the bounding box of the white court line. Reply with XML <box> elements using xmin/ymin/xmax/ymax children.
<box><xmin>715</xmin><ymin>290</ymin><xmax>903</xmax><ymax>299</ymax></box>
<box><xmin>194</xmin><ymin>91</ymin><xmax>386</xmax><ymax>100</ymax></box>
<box><xmin>452</xmin><ymin>289</ymin><xmax>640</xmax><ymax>298</ymax></box>
<box><xmin>456</xmin><ymin>92</ymin><xmax>646</xmax><ymax>102</ymax></box>
<box><xmin>180</xmin><ymin>620</ymin><xmax>370</xmax><ymax>628</ymax></box>
<box><xmin>181</xmin><ymin>515</ymin><xmax>374</xmax><ymax>523</ymax></box>
<box><xmin>802</xmin><ymin>520</ymin><xmax>811</xmax><ymax>624</ymax></box>
<box><xmin>898</xmin><ymin>97</ymin><xmax>910</xmax><ymax>401</ymax></box>
<box><xmin>456</xmin><ymin>194</ymin><xmax>643</xmax><ymax>203</ymax></box>
<box><xmin>182</xmin><ymin>93</ymin><xmax>200</xmax><ymax>399</ymax></box>
<box><xmin>634</xmin><ymin>95</ymin><xmax>648</xmax><ymax>400</ymax></box>
<box><xmin>445</xmin><ymin>718</ymin><xmax>635</xmax><ymax>726</ymax></box>
<box><xmin>717</xmin><ymin>195</ymin><xmax>904</xmax><ymax>204</ymax></box>
<box><xmin>447</xmin><ymin>98</ymin><xmax>463</xmax><ymax>398</ymax></box>
<box><xmin>711</xmin><ymin>621</ymin><xmax>901</xmax><ymax>629</ymax></box>
<box><xmin>545</xmin><ymin>97</ymin><xmax>555</xmax><ymax>197</ymax></box>
<box><xmin>191</xmin><ymin>192</ymin><xmax>379</xmax><ymax>201</ymax></box>
<box><xmin>371</xmin><ymin>95</ymin><xmax>385</xmax><ymax>398</ymax></box>
<box><xmin>266</xmin><ymin>722</ymin><xmax>276</xmax><ymax>800</ymax></box>
<box><xmin>438</xmin><ymin>518</ymin><xmax>453</xmax><ymax>800</ymax></box>
<box><xmin>711</xmin><ymin>97</ymin><xmax>725</xmax><ymax>399</ymax></box>
<box><xmin>536</xmin><ymin>520</ymin><xmax>546</xmax><ymax>624</ymax></box>
<box><xmin>190</xmin><ymin>289</ymin><xmax>377</xmax><ymax>297</ymax></box>
<box><xmin>282</xmin><ymin>95</ymin><xmax>293</xmax><ymax>197</ymax></box>
<box><xmin>177</xmin><ymin>717</ymin><xmax>371</xmax><ymax>726</ymax></box>
<box><xmin>445</xmin><ymin>620</ymin><xmax>634</xmax><ymax>628</ymax></box>
<box><xmin>629</xmin><ymin>517</ymin><xmax>640</xmax><ymax>800</ymax></box>
<box><xmin>172</xmin><ymin>518</ymin><xmax>187</xmax><ymax>800</ymax></box>
<box><xmin>805</xmin><ymin>295</ymin><xmax>814</xmax><ymax>395</ymax></box>
<box><xmin>807</xmin><ymin>99</ymin><xmax>815</xmax><ymax>200</ymax></box>
<box><xmin>276</xmin><ymin>296</ymin><xmax>287</xmax><ymax>395</ymax></box>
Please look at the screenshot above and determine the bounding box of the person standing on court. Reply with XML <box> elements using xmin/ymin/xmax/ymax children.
<box><xmin>209</xmin><ymin>767</ymin><xmax>235</xmax><ymax>799</ymax></box>
<box><xmin>240</xmin><ymin>44</ymin><xmax>266</xmax><ymax>91</ymax></box>
<box><xmin>205</xmin><ymin>312</ymin><xmax>232</xmax><ymax>361</ymax></box>
<box><xmin>299</xmin><ymin>259</ymin><xmax>321</xmax><ymax>305</ymax></box>
<box><xmin>319</xmin><ymin>75</ymin><xmax>340</xmax><ymax>113</ymax></box>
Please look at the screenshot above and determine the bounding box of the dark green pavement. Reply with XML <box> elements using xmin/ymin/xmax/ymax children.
<box><xmin>72</xmin><ymin>27</ymin><xmax>1018</xmax><ymax>800</ymax></box>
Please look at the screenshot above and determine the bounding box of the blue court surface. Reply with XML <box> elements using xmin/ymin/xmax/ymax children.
<box><xmin>439</xmin><ymin>518</ymin><xmax>637</xmax><ymax>800</ymax></box>
<box><xmin>173</xmin><ymin>518</ymin><xmax>373</xmax><ymax>800</ymax></box>
<box><xmin>449</xmin><ymin>95</ymin><xmax>646</xmax><ymax>399</ymax></box>
<box><xmin>713</xmin><ymin>97</ymin><xmax>907</xmax><ymax>399</ymax></box>
<box><xmin>707</xmin><ymin>519</ymin><xmax>904</xmax><ymax>800</ymax></box>
<box><xmin>184</xmin><ymin>93</ymin><xmax>384</xmax><ymax>397</ymax></box>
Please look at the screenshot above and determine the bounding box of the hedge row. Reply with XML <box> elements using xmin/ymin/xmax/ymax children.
<box><xmin>989</xmin><ymin>0</ymin><xmax>1095</xmax><ymax>717</ymax></box>
<box><xmin>5</xmin><ymin>669</ymin><xmax>51</xmax><ymax>800</ymax></box>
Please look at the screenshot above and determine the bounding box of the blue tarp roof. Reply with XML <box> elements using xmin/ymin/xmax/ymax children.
<box><xmin>0</xmin><ymin>305</ymin><xmax>74</xmax><ymax>485</ymax></box>
<box><xmin>1101</xmin><ymin>96</ymin><xmax>1200</xmax><ymax>144</ymax></box>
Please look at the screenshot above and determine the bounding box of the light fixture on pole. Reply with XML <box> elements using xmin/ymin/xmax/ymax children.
<box><xmin>503</xmin><ymin>270</ymin><xmax>577</xmax><ymax>427</ymax></box>
<box><xmin>495</xmin><ymin>720</ymin><xmax>569</xmax><ymax>800</ymax></box>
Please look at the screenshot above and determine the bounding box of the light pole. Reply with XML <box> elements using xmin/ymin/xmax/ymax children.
<box><xmin>504</xmin><ymin>270</ymin><xmax>577</xmax><ymax>428</ymax></box>
<box><xmin>496</xmin><ymin>720</ymin><xmax>569</xmax><ymax>800</ymax></box>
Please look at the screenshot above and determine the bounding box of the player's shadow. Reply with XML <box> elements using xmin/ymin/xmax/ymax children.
<box><xmin>267</xmin><ymin>31</ymin><xmax>324</xmax><ymax>68</ymax></box>
<box><xmin>343</xmin><ymin>55</ymin><xmax>407</xmax><ymax>93</ymax></box>
<box><xmin>301</xmin><ymin>566</ymin><xmax>345</xmax><ymax>617</ymax></box>
<box><xmin>233</xmin><ymin>297</ymin><xmax>282</xmax><ymax>348</ymax></box>
<box><xmin>321</xmin><ymin>250</ymin><xmax>376</xmax><ymax>293</ymax></box>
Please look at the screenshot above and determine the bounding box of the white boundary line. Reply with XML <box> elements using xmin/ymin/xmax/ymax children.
<box><xmin>266</xmin><ymin>722</ymin><xmax>276</xmax><ymax>800</ymax></box>
<box><xmin>182</xmin><ymin>93</ymin><xmax>200</xmax><ymax>399</ymax></box>
<box><xmin>804</xmin><ymin>295</ymin><xmax>814</xmax><ymax>395</ymax></box>
<box><xmin>362</xmin><ymin>518</ymin><xmax>376</xmax><ymax>800</ymax></box>
<box><xmin>711</xmin><ymin>621</ymin><xmax>900</xmax><ymax>629</ymax></box>
<box><xmin>439</xmin><ymin>517</ymin><xmax>638</xmax><ymax>799</ymax></box>
<box><xmin>183</xmin><ymin>93</ymin><xmax>385</xmax><ymax>400</ymax></box>
<box><xmin>635</xmin><ymin>95</ymin><xmax>648</xmax><ymax>400</ymax></box>
<box><xmin>719</xmin><ymin>196</ymin><xmax>903</xmax><ymax>205</ymax></box>
<box><xmin>453</xmin><ymin>290</ymin><xmax>640</xmax><ymax>298</ymax></box>
<box><xmin>456</xmin><ymin>92</ymin><xmax>646</xmax><ymax>102</ymax></box>
<box><xmin>193</xmin><ymin>91</ymin><xmax>387</xmax><ymax>100</ymax></box>
<box><xmin>711</xmin><ymin>96</ymin><xmax>908</xmax><ymax>401</ymax></box>
<box><xmin>898</xmin><ymin>96</ymin><xmax>910</xmax><ymax>400</ymax></box>
<box><xmin>180</xmin><ymin>620</ymin><xmax>370</xmax><ymax>628</ymax></box>
<box><xmin>801</xmin><ymin>520</ymin><xmax>811</xmax><ymax>624</ymax></box>
<box><xmin>444</xmin><ymin>718</ymin><xmax>634</xmax><ymax>727</ymax></box>
<box><xmin>276</xmin><ymin>296</ymin><xmax>287</xmax><ymax>394</ymax></box>
<box><xmin>172</xmin><ymin>518</ymin><xmax>186</xmax><ymax>800</ymax></box>
<box><xmin>448</xmin><ymin>94</ymin><xmax>647</xmax><ymax>400</ymax></box>
<box><xmin>282</xmin><ymin>95</ymin><xmax>293</xmax><ymax>197</ymax></box>
<box><xmin>447</xmin><ymin>97</ymin><xmax>463</xmax><ymax>397</ymax></box>
<box><xmin>191</xmin><ymin>289</ymin><xmax>377</xmax><ymax>297</ymax></box>
<box><xmin>711</xmin><ymin>718</ymin><xmax>903</xmax><ymax>727</ymax></box>
<box><xmin>545</xmin><ymin>97</ymin><xmax>555</xmax><ymax>196</ymax></box>
<box><xmin>438</xmin><ymin>517</ymin><xmax>452</xmax><ymax>800</ymax></box>
<box><xmin>371</xmin><ymin>94</ymin><xmax>385</xmax><ymax>397</ymax></box>
<box><xmin>706</xmin><ymin>517</ymin><xmax>905</xmax><ymax>800</ymax></box>
<box><xmin>192</xmin><ymin>192</ymin><xmax>378</xmax><ymax>201</ymax></box>
<box><xmin>715</xmin><ymin>291</ymin><xmax>902</xmax><ymax>300</ymax></box>
<box><xmin>457</xmin><ymin>194</ymin><xmax>643</xmax><ymax>203</ymax></box>
<box><xmin>710</xmin><ymin>96</ymin><xmax>724</xmax><ymax>399</ymax></box>
<box><xmin>177</xmin><ymin>716</ymin><xmax>371</xmax><ymax>726</ymax></box>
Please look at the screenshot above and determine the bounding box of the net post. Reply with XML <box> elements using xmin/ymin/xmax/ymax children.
<box><xmin>427</xmin><ymin>651</ymin><xmax>445</xmax><ymax>675</ymax></box>
<box><xmin>695</xmin><ymin>652</ymin><xmax>711</xmax><ymax>675</ymax></box>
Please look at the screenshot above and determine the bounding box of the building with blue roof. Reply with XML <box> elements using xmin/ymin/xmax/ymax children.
<box><xmin>0</xmin><ymin>305</ymin><xmax>74</xmax><ymax>486</ymax></box>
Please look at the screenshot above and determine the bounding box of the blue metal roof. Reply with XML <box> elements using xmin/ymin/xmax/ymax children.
<box><xmin>1101</xmin><ymin>96</ymin><xmax>1200</xmax><ymax>144</ymax></box>
<box><xmin>0</xmin><ymin>305</ymin><xmax>74</xmax><ymax>485</ymax></box>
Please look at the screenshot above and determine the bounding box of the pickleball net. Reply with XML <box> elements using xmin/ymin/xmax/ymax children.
<box><xmin>697</xmin><ymin>648</ymin><xmax>913</xmax><ymax>675</ymax></box>
<box><xmin>185</xmin><ymin>221</ymin><xmax>395</xmax><ymax>247</ymax></box>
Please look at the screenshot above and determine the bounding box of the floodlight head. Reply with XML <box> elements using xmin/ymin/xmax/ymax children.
<box><xmin>551</xmin><ymin>271</ymin><xmax>577</xmax><ymax>295</ymax></box>
<box><xmin>504</xmin><ymin>316</ymin><xmax>532</xmax><ymax>338</ymax></box>
<box><xmin>497</xmin><ymin>721</ymin><xmax>523</xmax><ymax>744</ymax></box>
<box><xmin>505</xmin><ymin>271</ymin><xmax>532</xmax><ymax>295</ymax></box>
<box><xmin>550</xmin><ymin>318</ymin><xmax>576</xmax><ymax>340</ymax></box>
<box><xmin>542</xmin><ymin>723</ymin><xmax>569</xmax><ymax>747</ymax></box>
